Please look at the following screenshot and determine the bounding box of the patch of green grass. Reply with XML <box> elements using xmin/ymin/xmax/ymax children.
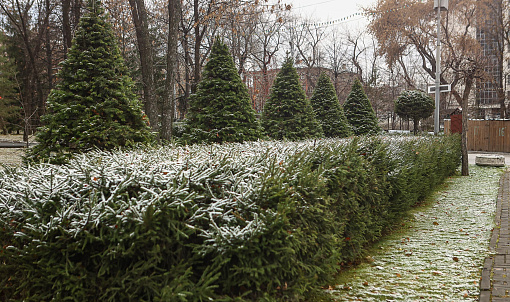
<box><xmin>331</xmin><ymin>165</ymin><xmax>505</xmax><ymax>301</ymax></box>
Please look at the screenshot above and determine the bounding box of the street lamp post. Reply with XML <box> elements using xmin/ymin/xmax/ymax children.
<box><xmin>434</xmin><ymin>0</ymin><xmax>448</xmax><ymax>135</ymax></box>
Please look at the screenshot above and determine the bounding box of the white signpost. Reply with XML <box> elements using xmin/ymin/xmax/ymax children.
<box><xmin>427</xmin><ymin>84</ymin><xmax>451</xmax><ymax>94</ymax></box>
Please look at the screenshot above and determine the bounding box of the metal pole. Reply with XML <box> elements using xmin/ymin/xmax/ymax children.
<box><xmin>434</xmin><ymin>4</ymin><xmax>441</xmax><ymax>135</ymax></box>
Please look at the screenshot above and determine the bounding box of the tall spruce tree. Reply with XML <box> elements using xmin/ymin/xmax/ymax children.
<box><xmin>343</xmin><ymin>78</ymin><xmax>381</xmax><ymax>135</ymax></box>
<box><xmin>310</xmin><ymin>73</ymin><xmax>352</xmax><ymax>138</ymax></box>
<box><xmin>262</xmin><ymin>57</ymin><xmax>323</xmax><ymax>140</ymax></box>
<box><xmin>182</xmin><ymin>38</ymin><xmax>262</xmax><ymax>144</ymax></box>
<box><xmin>27</xmin><ymin>0</ymin><xmax>153</xmax><ymax>163</ymax></box>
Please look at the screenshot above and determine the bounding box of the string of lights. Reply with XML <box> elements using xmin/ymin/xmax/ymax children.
<box><xmin>174</xmin><ymin>0</ymin><xmax>430</xmax><ymax>31</ymax></box>
<box><xmin>298</xmin><ymin>0</ymin><xmax>430</xmax><ymax>28</ymax></box>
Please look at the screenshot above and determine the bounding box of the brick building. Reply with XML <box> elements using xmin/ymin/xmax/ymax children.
<box><xmin>244</xmin><ymin>66</ymin><xmax>357</xmax><ymax>113</ymax></box>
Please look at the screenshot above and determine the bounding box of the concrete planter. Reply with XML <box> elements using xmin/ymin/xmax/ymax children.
<box><xmin>475</xmin><ymin>154</ymin><xmax>506</xmax><ymax>167</ymax></box>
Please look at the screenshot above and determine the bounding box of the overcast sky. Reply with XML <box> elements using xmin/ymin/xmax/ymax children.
<box><xmin>281</xmin><ymin>0</ymin><xmax>377</xmax><ymax>27</ymax></box>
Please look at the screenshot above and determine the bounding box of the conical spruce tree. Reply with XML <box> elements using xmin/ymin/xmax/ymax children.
<box><xmin>181</xmin><ymin>38</ymin><xmax>261</xmax><ymax>144</ymax></box>
<box><xmin>343</xmin><ymin>78</ymin><xmax>381</xmax><ymax>135</ymax></box>
<box><xmin>310</xmin><ymin>73</ymin><xmax>352</xmax><ymax>138</ymax></box>
<box><xmin>262</xmin><ymin>57</ymin><xmax>323</xmax><ymax>140</ymax></box>
<box><xmin>27</xmin><ymin>0</ymin><xmax>153</xmax><ymax>163</ymax></box>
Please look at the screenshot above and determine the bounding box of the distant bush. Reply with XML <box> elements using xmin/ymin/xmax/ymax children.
<box><xmin>171</xmin><ymin>121</ymin><xmax>186</xmax><ymax>138</ymax></box>
<box><xmin>0</xmin><ymin>135</ymin><xmax>461</xmax><ymax>301</ymax></box>
<box><xmin>394</xmin><ymin>90</ymin><xmax>434</xmax><ymax>134</ymax></box>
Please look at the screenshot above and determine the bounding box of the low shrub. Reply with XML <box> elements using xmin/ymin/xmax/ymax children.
<box><xmin>171</xmin><ymin>121</ymin><xmax>186</xmax><ymax>138</ymax></box>
<box><xmin>0</xmin><ymin>135</ymin><xmax>461</xmax><ymax>301</ymax></box>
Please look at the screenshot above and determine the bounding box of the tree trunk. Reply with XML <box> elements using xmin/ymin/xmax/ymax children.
<box><xmin>161</xmin><ymin>0</ymin><xmax>180</xmax><ymax>140</ymax></box>
<box><xmin>18</xmin><ymin>7</ymin><xmax>45</xmax><ymax>135</ymax></box>
<box><xmin>45</xmin><ymin>0</ymin><xmax>53</xmax><ymax>91</ymax></box>
<box><xmin>62</xmin><ymin>0</ymin><xmax>72</xmax><ymax>57</ymax></box>
<box><xmin>128</xmin><ymin>0</ymin><xmax>158</xmax><ymax>133</ymax></box>
<box><xmin>192</xmin><ymin>0</ymin><xmax>201</xmax><ymax>94</ymax></box>
<box><xmin>413</xmin><ymin>117</ymin><xmax>419</xmax><ymax>135</ymax></box>
<box><xmin>262</xmin><ymin>65</ymin><xmax>269</xmax><ymax>110</ymax></box>
<box><xmin>498</xmin><ymin>48</ymin><xmax>506</xmax><ymax>118</ymax></box>
<box><xmin>461</xmin><ymin>77</ymin><xmax>473</xmax><ymax>176</ymax></box>
<box><xmin>180</xmin><ymin>27</ymin><xmax>191</xmax><ymax>118</ymax></box>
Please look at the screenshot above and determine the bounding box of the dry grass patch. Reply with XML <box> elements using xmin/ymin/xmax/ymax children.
<box><xmin>0</xmin><ymin>134</ymin><xmax>31</xmax><ymax>166</ymax></box>
<box><xmin>0</xmin><ymin>148</ymin><xmax>24</xmax><ymax>166</ymax></box>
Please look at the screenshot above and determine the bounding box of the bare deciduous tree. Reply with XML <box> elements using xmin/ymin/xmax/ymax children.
<box><xmin>368</xmin><ymin>0</ymin><xmax>492</xmax><ymax>176</ymax></box>
<box><xmin>286</xmin><ymin>18</ymin><xmax>326</xmax><ymax>96</ymax></box>
<box><xmin>161</xmin><ymin>0</ymin><xmax>180</xmax><ymax>140</ymax></box>
<box><xmin>0</xmin><ymin>0</ymin><xmax>53</xmax><ymax>139</ymax></box>
<box><xmin>128</xmin><ymin>0</ymin><xmax>158</xmax><ymax>132</ymax></box>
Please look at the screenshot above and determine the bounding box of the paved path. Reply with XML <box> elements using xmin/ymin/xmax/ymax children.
<box><xmin>0</xmin><ymin>141</ymin><xmax>31</xmax><ymax>148</ymax></box>
<box><xmin>480</xmin><ymin>171</ymin><xmax>510</xmax><ymax>301</ymax></box>
<box><xmin>0</xmin><ymin>139</ymin><xmax>36</xmax><ymax>148</ymax></box>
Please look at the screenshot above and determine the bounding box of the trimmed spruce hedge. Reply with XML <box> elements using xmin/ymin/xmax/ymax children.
<box><xmin>0</xmin><ymin>135</ymin><xmax>461</xmax><ymax>301</ymax></box>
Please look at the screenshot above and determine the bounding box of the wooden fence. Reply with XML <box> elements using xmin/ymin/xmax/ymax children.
<box><xmin>444</xmin><ymin>119</ymin><xmax>510</xmax><ymax>152</ymax></box>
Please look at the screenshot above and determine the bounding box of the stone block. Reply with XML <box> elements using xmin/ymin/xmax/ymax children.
<box><xmin>476</xmin><ymin>155</ymin><xmax>506</xmax><ymax>167</ymax></box>
<box><xmin>479</xmin><ymin>290</ymin><xmax>490</xmax><ymax>302</ymax></box>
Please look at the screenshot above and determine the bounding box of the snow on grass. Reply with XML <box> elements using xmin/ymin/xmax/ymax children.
<box><xmin>331</xmin><ymin>165</ymin><xmax>504</xmax><ymax>301</ymax></box>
